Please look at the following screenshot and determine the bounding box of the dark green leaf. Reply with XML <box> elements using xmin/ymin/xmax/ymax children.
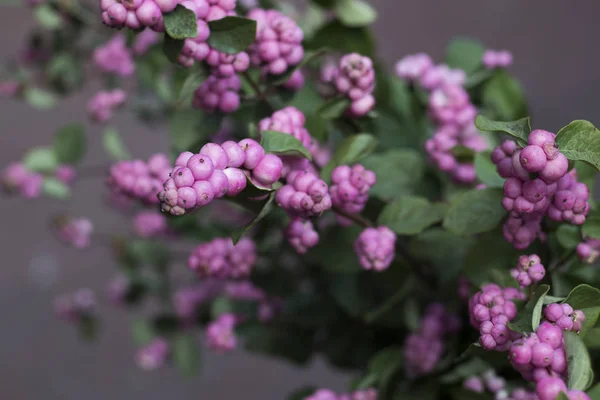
<box><xmin>207</xmin><ymin>16</ymin><xmax>257</xmax><ymax>54</ymax></box>
<box><xmin>575</xmin><ymin>161</ymin><xmax>596</xmax><ymax>192</ymax></box>
<box><xmin>451</xmin><ymin>145</ymin><xmax>475</xmax><ymax>163</ymax></box>
<box><xmin>364</xmin><ymin>275</ymin><xmax>416</xmax><ymax>323</ymax></box>
<box><xmin>24</xmin><ymin>88</ymin><xmax>56</xmax><ymax>110</ymax></box>
<box><xmin>162</xmin><ymin>34</ymin><xmax>185</xmax><ymax>64</ymax></box>
<box><xmin>508</xmin><ymin>284</ymin><xmax>549</xmax><ymax>333</ymax></box>
<box><xmin>78</xmin><ymin>315</ymin><xmax>100</xmax><ymax>341</ymax></box>
<box><xmin>474</xmin><ymin>115</ymin><xmax>531</xmax><ymax>145</ymax></box>
<box><xmin>464</xmin><ymin>229</ymin><xmax>519</xmax><ymax>285</ymax></box>
<box><xmin>482</xmin><ymin>71</ymin><xmax>528</xmax><ymax>121</ymax></box>
<box><xmin>388</xmin><ymin>77</ymin><xmax>412</xmax><ymax>120</ymax></box>
<box><xmin>583</xmin><ymin>213</ymin><xmax>600</xmax><ymax>239</ymax></box>
<box><xmin>211</xmin><ymin>296</ymin><xmax>259</xmax><ymax>319</ymax></box>
<box><xmin>287</xmin><ymin>387</ymin><xmax>317</xmax><ymax>400</ymax></box>
<box><xmin>378</xmin><ymin>196</ymin><xmax>445</xmax><ymax>235</ymax></box>
<box><xmin>102</xmin><ymin>127</ymin><xmax>131</xmax><ymax>161</ymax></box>
<box><xmin>131</xmin><ymin>318</ymin><xmax>155</xmax><ymax>346</ymax></box>
<box><xmin>440</xmin><ymin>358</ymin><xmax>491</xmax><ymax>384</ymax></box>
<box><xmin>23</xmin><ymin>147</ymin><xmax>58</xmax><ymax>172</ymax></box>
<box><xmin>445</xmin><ymin>37</ymin><xmax>485</xmax><ymax>74</ymax></box>
<box><xmin>555</xmin><ymin>120</ymin><xmax>600</xmax><ymax>171</ymax></box>
<box><xmin>443</xmin><ymin>188</ymin><xmax>506</xmax><ymax>235</ymax></box>
<box><xmin>231</xmin><ymin>191</ymin><xmax>275</xmax><ymax>244</ymax></box>
<box><xmin>260</xmin><ymin>130</ymin><xmax>312</xmax><ymax>159</ymax></box>
<box><xmin>53</xmin><ymin>123</ymin><xmax>86</xmax><ymax>164</ymax></box>
<box><xmin>334</xmin><ymin>0</ymin><xmax>377</xmax><ymax>27</ymax></box>
<box><xmin>474</xmin><ymin>150</ymin><xmax>505</xmax><ymax>188</ymax></box>
<box><xmin>308</xmin><ymin>20</ymin><xmax>374</xmax><ymax>58</ymax></box>
<box><xmin>556</xmin><ymin>224</ymin><xmax>582</xmax><ymax>249</ymax></box>
<box><xmin>270</xmin><ymin>48</ymin><xmax>328</xmax><ymax>86</ymax></box>
<box><xmin>34</xmin><ymin>4</ymin><xmax>62</xmax><ymax>29</ymax></box>
<box><xmin>312</xmin><ymin>225</ymin><xmax>363</xmax><ymax>273</ymax></box>
<box><xmin>171</xmin><ymin>333</ymin><xmax>201</xmax><ymax>376</ymax></box>
<box><xmin>561</xmin><ymin>284</ymin><xmax>600</xmax><ymax>336</ymax></box>
<box><xmin>362</xmin><ymin>149</ymin><xmax>425</xmax><ymax>201</ymax></box>
<box><xmin>176</xmin><ymin>65</ymin><xmax>206</xmax><ymax>107</ymax></box>
<box><xmin>164</xmin><ymin>5</ymin><xmax>198</xmax><ymax>39</ymax></box>
<box><xmin>318</xmin><ymin>97</ymin><xmax>350</xmax><ymax>119</ymax></box>
<box><xmin>320</xmin><ymin>133</ymin><xmax>378</xmax><ymax>180</ymax></box>
<box><xmin>43</xmin><ymin>178</ymin><xmax>70</xmax><ymax>199</ymax></box>
<box><xmin>169</xmin><ymin>109</ymin><xmax>205</xmax><ymax>152</ymax></box>
<box><xmin>564</xmin><ymin>331</ymin><xmax>594</xmax><ymax>390</ymax></box>
<box><xmin>587</xmin><ymin>382</ymin><xmax>600</xmax><ymax>399</ymax></box>
<box><xmin>242</xmin><ymin>323</ymin><xmax>314</xmax><ymax>365</ymax></box>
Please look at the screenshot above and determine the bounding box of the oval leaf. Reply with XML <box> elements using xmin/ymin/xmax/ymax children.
<box><xmin>260</xmin><ymin>130</ymin><xmax>312</xmax><ymax>160</ymax></box>
<box><xmin>474</xmin><ymin>150</ymin><xmax>504</xmax><ymax>188</ymax></box>
<box><xmin>508</xmin><ymin>284</ymin><xmax>550</xmax><ymax>333</ymax></box>
<box><xmin>445</xmin><ymin>37</ymin><xmax>485</xmax><ymax>74</ymax></box>
<box><xmin>475</xmin><ymin>115</ymin><xmax>531</xmax><ymax>145</ymax></box>
<box><xmin>207</xmin><ymin>16</ymin><xmax>257</xmax><ymax>54</ymax></box>
<box><xmin>556</xmin><ymin>224</ymin><xmax>582</xmax><ymax>249</ymax></box>
<box><xmin>362</xmin><ymin>149</ymin><xmax>425</xmax><ymax>201</ymax></box>
<box><xmin>561</xmin><ymin>284</ymin><xmax>600</xmax><ymax>336</ymax></box>
<box><xmin>171</xmin><ymin>333</ymin><xmax>201</xmax><ymax>376</ymax></box>
<box><xmin>482</xmin><ymin>71</ymin><xmax>528</xmax><ymax>121</ymax></box>
<box><xmin>564</xmin><ymin>331</ymin><xmax>594</xmax><ymax>391</ymax></box>
<box><xmin>24</xmin><ymin>88</ymin><xmax>56</xmax><ymax>110</ymax></box>
<box><xmin>231</xmin><ymin>191</ymin><xmax>275</xmax><ymax>244</ymax></box>
<box><xmin>334</xmin><ymin>0</ymin><xmax>377</xmax><ymax>27</ymax></box>
<box><xmin>102</xmin><ymin>127</ymin><xmax>131</xmax><ymax>161</ymax></box>
<box><xmin>162</xmin><ymin>34</ymin><xmax>185</xmax><ymax>64</ymax></box>
<box><xmin>164</xmin><ymin>5</ymin><xmax>198</xmax><ymax>39</ymax></box>
<box><xmin>43</xmin><ymin>177</ymin><xmax>70</xmax><ymax>199</ymax></box>
<box><xmin>318</xmin><ymin>97</ymin><xmax>351</xmax><ymax>120</ymax></box>
<box><xmin>443</xmin><ymin>188</ymin><xmax>506</xmax><ymax>235</ymax></box>
<box><xmin>53</xmin><ymin>123</ymin><xmax>86</xmax><ymax>164</ymax></box>
<box><xmin>34</xmin><ymin>4</ymin><xmax>62</xmax><ymax>29</ymax></box>
<box><xmin>555</xmin><ymin>120</ymin><xmax>600</xmax><ymax>171</ymax></box>
<box><xmin>378</xmin><ymin>196</ymin><xmax>445</xmax><ymax>236</ymax></box>
<box><xmin>321</xmin><ymin>133</ymin><xmax>378</xmax><ymax>180</ymax></box>
<box><xmin>23</xmin><ymin>147</ymin><xmax>58</xmax><ymax>172</ymax></box>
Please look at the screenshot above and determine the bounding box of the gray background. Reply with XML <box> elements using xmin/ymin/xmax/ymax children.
<box><xmin>1</xmin><ymin>1</ymin><xmax>599</xmax><ymax>399</ymax></box>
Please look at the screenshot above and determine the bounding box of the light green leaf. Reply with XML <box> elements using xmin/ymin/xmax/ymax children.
<box><xmin>556</xmin><ymin>224</ymin><xmax>582</xmax><ymax>249</ymax></box>
<box><xmin>320</xmin><ymin>133</ymin><xmax>378</xmax><ymax>180</ymax></box>
<box><xmin>260</xmin><ymin>130</ymin><xmax>312</xmax><ymax>160</ymax></box>
<box><xmin>43</xmin><ymin>177</ymin><xmax>70</xmax><ymax>199</ymax></box>
<box><xmin>102</xmin><ymin>127</ymin><xmax>131</xmax><ymax>161</ymax></box>
<box><xmin>53</xmin><ymin>123</ymin><xmax>86</xmax><ymax>164</ymax></box>
<box><xmin>318</xmin><ymin>97</ymin><xmax>350</xmax><ymax>120</ymax></box>
<box><xmin>474</xmin><ymin>150</ymin><xmax>504</xmax><ymax>188</ymax></box>
<box><xmin>443</xmin><ymin>188</ymin><xmax>506</xmax><ymax>235</ymax></box>
<box><xmin>171</xmin><ymin>333</ymin><xmax>201</xmax><ymax>376</ymax></box>
<box><xmin>445</xmin><ymin>37</ymin><xmax>485</xmax><ymax>74</ymax></box>
<box><xmin>362</xmin><ymin>149</ymin><xmax>425</xmax><ymax>201</ymax></box>
<box><xmin>561</xmin><ymin>284</ymin><xmax>600</xmax><ymax>337</ymax></box>
<box><xmin>131</xmin><ymin>318</ymin><xmax>155</xmax><ymax>346</ymax></box>
<box><xmin>34</xmin><ymin>4</ymin><xmax>62</xmax><ymax>29</ymax></box>
<box><xmin>312</xmin><ymin>225</ymin><xmax>363</xmax><ymax>273</ymax></box>
<box><xmin>164</xmin><ymin>5</ymin><xmax>198</xmax><ymax>39</ymax></box>
<box><xmin>474</xmin><ymin>115</ymin><xmax>531</xmax><ymax>145</ymax></box>
<box><xmin>378</xmin><ymin>196</ymin><xmax>445</xmax><ymax>235</ymax></box>
<box><xmin>482</xmin><ymin>71</ymin><xmax>528</xmax><ymax>121</ymax></box>
<box><xmin>334</xmin><ymin>0</ymin><xmax>377</xmax><ymax>27</ymax></box>
<box><xmin>207</xmin><ymin>16</ymin><xmax>257</xmax><ymax>54</ymax></box>
<box><xmin>508</xmin><ymin>284</ymin><xmax>549</xmax><ymax>333</ymax></box>
<box><xmin>270</xmin><ymin>48</ymin><xmax>328</xmax><ymax>86</ymax></box>
<box><xmin>564</xmin><ymin>331</ymin><xmax>594</xmax><ymax>390</ymax></box>
<box><xmin>23</xmin><ymin>147</ymin><xmax>58</xmax><ymax>172</ymax></box>
<box><xmin>24</xmin><ymin>88</ymin><xmax>56</xmax><ymax>110</ymax></box>
<box><xmin>463</xmin><ymin>229</ymin><xmax>519</xmax><ymax>285</ymax></box>
<box><xmin>555</xmin><ymin>120</ymin><xmax>600</xmax><ymax>171</ymax></box>
<box><xmin>308</xmin><ymin>20</ymin><xmax>374</xmax><ymax>58</ymax></box>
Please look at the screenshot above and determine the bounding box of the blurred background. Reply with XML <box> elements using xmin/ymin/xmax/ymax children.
<box><xmin>1</xmin><ymin>1</ymin><xmax>599</xmax><ymax>398</ymax></box>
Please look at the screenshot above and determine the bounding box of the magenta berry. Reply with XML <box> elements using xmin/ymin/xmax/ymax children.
<box><xmin>188</xmin><ymin>237</ymin><xmax>257</xmax><ymax>279</ymax></box>
<box><xmin>285</xmin><ymin>218</ymin><xmax>319</xmax><ymax>254</ymax></box>
<box><xmin>354</xmin><ymin>226</ymin><xmax>396</xmax><ymax>271</ymax></box>
<box><xmin>93</xmin><ymin>34</ymin><xmax>134</xmax><ymax>77</ymax></box>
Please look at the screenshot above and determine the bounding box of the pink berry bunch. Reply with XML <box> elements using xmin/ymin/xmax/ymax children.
<box><xmin>535</xmin><ymin>377</ymin><xmax>590</xmax><ymax>400</ymax></box>
<box><xmin>330</xmin><ymin>164</ymin><xmax>376</xmax><ymax>225</ymax></box>
<box><xmin>283</xmin><ymin>69</ymin><xmax>305</xmax><ymax>91</ymax></box>
<box><xmin>1</xmin><ymin>162</ymin><xmax>44</xmax><ymax>199</ymax></box>
<box><xmin>331</xmin><ymin>53</ymin><xmax>376</xmax><ymax>117</ymax></box>
<box><xmin>192</xmin><ymin>74</ymin><xmax>241</xmax><ymax>113</ymax></box>
<box><xmin>136</xmin><ymin>338</ymin><xmax>169</xmax><ymax>370</ymax></box>
<box><xmin>482</xmin><ymin>49</ymin><xmax>513</xmax><ymax>69</ymax></box>
<box><xmin>92</xmin><ymin>34</ymin><xmax>135</xmax><ymax>77</ymax></box>
<box><xmin>100</xmin><ymin>0</ymin><xmax>172</xmax><ymax>30</ymax></box>
<box><xmin>54</xmin><ymin>288</ymin><xmax>95</xmax><ymax>322</ymax></box>
<box><xmin>247</xmin><ymin>9</ymin><xmax>304</xmax><ymax>76</ymax></box>
<box><xmin>205</xmin><ymin>49</ymin><xmax>250</xmax><ymax>77</ymax></box>
<box><xmin>206</xmin><ymin>313</ymin><xmax>238</xmax><ymax>352</ymax></box>
<box><xmin>159</xmin><ymin>140</ymin><xmax>283</xmax><ymax>215</ymax></box>
<box><xmin>396</xmin><ymin>53</ymin><xmax>465</xmax><ymax>90</ymax></box>
<box><xmin>463</xmin><ymin>370</ymin><xmax>536</xmax><ymax>400</ymax></box>
<box><xmin>55</xmin><ymin>165</ymin><xmax>76</xmax><ymax>185</ymax></box>
<box><xmin>133</xmin><ymin>210</ymin><xmax>168</xmax><ymax>238</ymax></box>
<box><xmin>285</xmin><ymin>217</ymin><xmax>319</xmax><ymax>254</ymax></box>
<box><xmin>187</xmin><ymin>237</ymin><xmax>257</xmax><ymax>279</ymax></box>
<box><xmin>106</xmin><ymin>276</ymin><xmax>130</xmax><ymax>305</ymax></box>
<box><xmin>107</xmin><ymin>153</ymin><xmax>172</xmax><ymax>205</ymax></box>
<box><xmin>0</xmin><ymin>80</ymin><xmax>20</xmax><ymax>97</ymax></box>
<box><xmin>174</xmin><ymin>281</ymin><xmax>222</xmax><ymax>319</ymax></box>
<box><xmin>510</xmin><ymin>254</ymin><xmax>546</xmax><ymax>287</ymax></box>
<box><xmin>132</xmin><ymin>29</ymin><xmax>160</xmax><ymax>56</ymax></box>
<box><xmin>275</xmin><ymin>169</ymin><xmax>332</xmax><ymax>218</ymax></box>
<box><xmin>395</xmin><ymin>53</ymin><xmax>434</xmax><ymax>82</ymax></box>
<box><xmin>404</xmin><ymin>303</ymin><xmax>461</xmax><ymax>377</ymax></box>
<box><xmin>55</xmin><ymin>217</ymin><xmax>94</xmax><ymax>249</ymax></box>
<box><xmin>468</xmin><ymin>283</ymin><xmax>524</xmax><ymax>350</ymax></box>
<box><xmin>543</xmin><ymin>303</ymin><xmax>585</xmax><ymax>332</ymax></box>
<box><xmin>87</xmin><ymin>89</ymin><xmax>127</xmax><ymax>123</ymax></box>
<box><xmin>353</xmin><ymin>226</ymin><xmax>396</xmax><ymax>271</ymax></box>
<box><xmin>304</xmin><ymin>388</ymin><xmax>377</xmax><ymax>400</ymax></box>
<box><xmin>547</xmin><ymin>170</ymin><xmax>590</xmax><ymax>225</ymax></box>
<box><xmin>576</xmin><ymin>238</ymin><xmax>600</xmax><ymax>264</ymax></box>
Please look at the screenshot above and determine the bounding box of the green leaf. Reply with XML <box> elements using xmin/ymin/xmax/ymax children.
<box><xmin>211</xmin><ymin>296</ymin><xmax>259</xmax><ymax>319</ymax></box>
<box><xmin>78</xmin><ymin>315</ymin><xmax>100</xmax><ymax>341</ymax></box>
<box><xmin>564</xmin><ymin>331</ymin><xmax>594</xmax><ymax>390</ymax></box>
<box><xmin>474</xmin><ymin>115</ymin><xmax>531</xmax><ymax>145</ymax></box>
<box><xmin>164</xmin><ymin>5</ymin><xmax>198</xmax><ymax>39</ymax></box>
<box><xmin>440</xmin><ymin>358</ymin><xmax>491</xmax><ymax>384</ymax></box>
<box><xmin>583</xmin><ymin>214</ymin><xmax>600</xmax><ymax>239</ymax></box>
<box><xmin>312</xmin><ymin>225</ymin><xmax>363</xmax><ymax>273</ymax></box>
<box><xmin>24</xmin><ymin>88</ymin><xmax>56</xmax><ymax>110</ymax></box>
<box><xmin>362</xmin><ymin>149</ymin><xmax>425</xmax><ymax>201</ymax></box>
<box><xmin>320</xmin><ymin>133</ymin><xmax>378</xmax><ymax>180</ymax></box>
<box><xmin>171</xmin><ymin>333</ymin><xmax>201</xmax><ymax>376</ymax></box>
<box><xmin>287</xmin><ymin>387</ymin><xmax>317</xmax><ymax>400</ymax></box>
<box><xmin>463</xmin><ymin>229</ymin><xmax>519</xmax><ymax>285</ymax></box>
<box><xmin>169</xmin><ymin>109</ymin><xmax>205</xmax><ymax>152</ymax></box>
<box><xmin>555</xmin><ymin>120</ymin><xmax>600</xmax><ymax>171</ymax></box>
<box><xmin>451</xmin><ymin>145</ymin><xmax>475</xmax><ymax>163</ymax></box>
<box><xmin>53</xmin><ymin>123</ymin><xmax>86</xmax><ymax>164</ymax></box>
<box><xmin>23</xmin><ymin>147</ymin><xmax>58</xmax><ymax>172</ymax></box>
<box><xmin>242</xmin><ymin>323</ymin><xmax>314</xmax><ymax>365</ymax></box>
<box><xmin>575</xmin><ymin>161</ymin><xmax>596</xmax><ymax>192</ymax></box>
<box><xmin>308</xmin><ymin>20</ymin><xmax>374</xmax><ymax>58</ymax></box>
<box><xmin>443</xmin><ymin>188</ymin><xmax>506</xmax><ymax>235</ymax></box>
<box><xmin>587</xmin><ymin>382</ymin><xmax>600</xmax><ymax>399</ymax></box>
<box><xmin>260</xmin><ymin>130</ymin><xmax>312</xmax><ymax>160</ymax></box>
<box><xmin>102</xmin><ymin>127</ymin><xmax>131</xmax><ymax>161</ymax></box>
<box><xmin>556</xmin><ymin>224</ymin><xmax>582</xmax><ymax>249</ymax></box>
<box><xmin>388</xmin><ymin>77</ymin><xmax>412</xmax><ymax>120</ymax></box>
<box><xmin>508</xmin><ymin>284</ymin><xmax>549</xmax><ymax>333</ymax></box>
<box><xmin>318</xmin><ymin>97</ymin><xmax>350</xmax><ymax>120</ymax></box>
<box><xmin>231</xmin><ymin>191</ymin><xmax>275</xmax><ymax>244</ymax></box>
<box><xmin>34</xmin><ymin>4</ymin><xmax>62</xmax><ymax>29</ymax></box>
<box><xmin>162</xmin><ymin>34</ymin><xmax>185</xmax><ymax>64</ymax></box>
<box><xmin>207</xmin><ymin>16</ymin><xmax>257</xmax><ymax>54</ymax></box>
<box><xmin>482</xmin><ymin>71</ymin><xmax>528</xmax><ymax>121</ymax></box>
<box><xmin>364</xmin><ymin>275</ymin><xmax>416</xmax><ymax>323</ymax></box>
<box><xmin>43</xmin><ymin>178</ymin><xmax>70</xmax><ymax>199</ymax></box>
<box><xmin>176</xmin><ymin>65</ymin><xmax>206</xmax><ymax>107</ymax></box>
<box><xmin>474</xmin><ymin>150</ymin><xmax>504</xmax><ymax>188</ymax></box>
<box><xmin>270</xmin><ymin>48</ymin><xmax>328</xmax><ymax>86</ymax></box>
<box><xmin>445</xmin><ymin>37</ymin><xmax>485</xmax><ymax>74</ymax></box>
<box><xmin>378</xmin><ymin>196</ymin><xmax>445</xmax><ymax>235</ymax></box>
<box><xmin>334</xmin><ymin>0</ymin><xmax>377</xmax><ymax>27</ymax></box>
<box><xmin>556</xmin><ymin>393</ymin><xmax>569</xmax><ymax>400</ymax></box>
<box><xmin>561</xmin><ymin>284</ymin><xmax>600</xmax><ymax>336</ymax></box>
<box><xmin>131</xmin><ymin>318</ymin><xmax>155</xmax><ymax>346</ymax></box>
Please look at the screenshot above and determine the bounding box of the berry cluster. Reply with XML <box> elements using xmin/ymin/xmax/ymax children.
<box><xmin>247</xmin><ymin>9</ymin><xmax>304</xmax><ymax>76</ymax></box>
<box><xmin>285</xmin><ymin>217</ymin><xmax>319</xmax><ymax>254</ymax></box>
<box><xmin>206</xmin><ymin>313</ymin><xmax>238</xmax><ymax>352</ymax></box>
<box><xmin>463</xmin><ymin>369</ymin><xmax>536</xmax><ymax>400</ymax></box>
<box><xmin>107</xmin><ymin>153</ymin><xmax>172</xmax><ymax>205</ymax></box>
<box><xmin>106</xmin><ymin>276</ymin><xmax>130</xmax><ymax>305</ymax></box>
<box><xmin>2</xmin><ymin>162</ymin><xmax>44</xmax><ymax>198</ymax></box>
<box><xmin>330</xmin><ymin>53</ymin><xmax>376</xmax><ymax>117</ymax></box>
<box><xmin>159</xmin><ymin>140</ymin><xmax>282</xmax><ymax>215</ymax></box>
<box><xmin>577</xmin><ymin>238</ymin><xmax>600</xmax><ymax>264</ymax></box>
<box><xmin>536</xmin><ymin>377</ymin><xmax>590</xmax><ymax>400</ymax></box>
<box><xmin>543</xmin><ymin>303</ymin><xmax>585</xmax><ymax>332</ymax></box>
<box><xmin>283</xmin><ymin>70</ymin><xmax>304</xmax><ymax>91</ymax></box>
<box><xmin>468</xmin><ymin>283</ymin><xmax>524</xmax><ymax>351</ymax></box>
<box><xmin>187</xmin><ymin>237</ymin><xmax>257</xmax><ymax>279</ymax></box>
<box><xmin>224</xmin><ymin>281</ymin><xmax>280</xmax><ymax>322</ymax></box>
<box><xmin>482</xmin><ymin>49</ymin><xmax>513</xmax><ymax>69</ymax></box>
<box><xmin>54</xmin><ymin>288</ymin><xmax>95</xmax><ymax>322</ymax></box>
<box><xmin>133</xmin><ymin>210</ymin><xmax>168</xmax><ymax>238</ymax></box>
<box><xmin>395</xmin><ymin>53</ymin><xmax>465</xmax><ymax>90</ymax></box>
<box><xmin>304</xmin><ymin>388</ymin><xmax>377</xmax><ymax>400</ymax></box>
<box><xmin>353</xmin><ymin>226</ymin><xmax>396</xmax><ymax>271</ymax></box>
<box><xmin>174</xmin><ymin>281</ymin><xmax>222</xmax><ymax>319</ymax></box>
<box><xmin>55</xmin><ymin>217</ymin><xmax>94</xmax><ymax>249</ymax></box>
<box><xmin>193</xmin><ymin>74</ymin><xmax>241</xmax><ymax>113</ymax></box>
<box><xmin>131</xmin><ymin>29</ymin><xmax>160</xmax><ymax>56</ymax></box>
<box><xmin>510</xmin><ymin>254</ymin><xmax>546</xmax><ymax>287</ymax></box>
<box><xmin>330</xmin><ymin>164</ymin><xmax>376</xmax><ymax>225</ymax></box>
<box><xmin>101</xmin><ymin>0</ymin><xmax>174</xmax><ymax>31</ymax></box>
<box><xmin>404</xmin><ymin>303</ymin><xmax>460</xmax><ymax>377</ymax></box>
<box><xmin>93</xmin><ymin>34</ymin><xmax>135</xmax><ymax>77</ymax></box>
<box><xmin>136</xmin><ymin>338</ymin><xmax>169</xmax><ymax>370</ymax></box>
<box><xmin>87</xmin><ymin>89</ymin><xmax>127</xmax><ymax>123</ymax></box>
<box><xmin>275</xmin><ymin>169</ymin><xmax>331</xmax><ymax>218</ymax></box>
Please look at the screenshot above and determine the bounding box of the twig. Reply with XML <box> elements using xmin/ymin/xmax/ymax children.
<box><xmin>332</xmin><ymin>206</ymin><xmax>373</xmax><ymax>228</ymax></box>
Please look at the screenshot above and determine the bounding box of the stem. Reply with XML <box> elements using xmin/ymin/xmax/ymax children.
<box><xmin>242</xmin><ymin>71</ymin><xmax>274</xmax><ymax>110</ymax></box>
<box><xmin>549</xmin><ymin>249</ymin><xmax>576</xmax><ymax>272</ymax></box>
<box><xmin>332</xmin><ymin>206</ymin><xmax>373</xmax><ymax>228</ymax></box>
